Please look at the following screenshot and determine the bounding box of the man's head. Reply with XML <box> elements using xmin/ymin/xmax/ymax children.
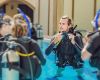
<box><xmin>0</xmin><ymin>15</ymin><xmax>14</xmax><ymax>36</ymax></box>
<box><xmin>59</xmin><ymin>16</ymin><xmax>72</xmax><ymax>32</ymax></box>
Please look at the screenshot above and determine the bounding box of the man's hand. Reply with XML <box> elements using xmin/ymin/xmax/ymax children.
<box><xmin>51</xmin><ymin>33</ymin><xmax>62</xmax><ymax>44</ymax></box>
<box><xmin>68</xmin><ymin>34</ymin><xmax>75</xmax><ymax>44</ymax></box>
<box><xmin>81</xmin><ymin>43</ymin><xmax>92</xmax><ymax>60</ymax></box>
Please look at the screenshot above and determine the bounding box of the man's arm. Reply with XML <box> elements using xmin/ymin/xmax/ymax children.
<box><xmin>45</xmin><ymin>33</ymin><xmax>62</xmax><ymax>55</ymax></box>
<box><xmin>81</xmin><ymin>32</ymin><xmax>100</xmax><ymax>60</ymax></box>
<box><xmin>81</xmin><ymin>43</ymin><xmax>92</xmax><ymax>60</ymax></box>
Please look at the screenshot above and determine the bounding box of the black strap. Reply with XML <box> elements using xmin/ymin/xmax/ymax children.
<box><xmin>6</xmin><ymin>54</ymin><xmax>11</xmax><ymax>70</ymax></box>
<box><xmin>5</xmin><ymin>54</ymin><xmax>27</xmax><ymax>76</ymax></box>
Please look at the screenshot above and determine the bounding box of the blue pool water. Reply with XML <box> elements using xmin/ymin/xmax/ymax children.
<box><xmin>0</xmin><ymin>40</ymin><xmax>98</xmax><ymax>80</ymax></box>
<box><xmin>37</xmin><ymin>40</ymin><xmax>98</xmax><ymax>80</ymax></box>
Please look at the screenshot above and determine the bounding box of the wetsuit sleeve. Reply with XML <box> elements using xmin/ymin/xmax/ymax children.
<box><xmin>45</xmin><ymin>36</ymin><xmax>56</xmax><ymax>55</ymax></box>
<box><xmin>31</xmin><ymin>40</ymin><xmax>46</xmax><ymax>65</ymax></box>
<box><xmin>86</xmin><ymin>33</ymin><xmax>100</xmax><ymax>55</ymax></box>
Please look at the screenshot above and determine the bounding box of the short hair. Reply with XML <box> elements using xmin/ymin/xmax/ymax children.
<box><xmin>60</xmin><ymin>16</ymin><xmax>72</xmax><ymax>26</ymax></box>
<box><xmin>3</xmin><ymin>15</ymin><xmax>14</xmax><ymax>25</ymax></box>
<box><xmin>0</xmin><ymin>15</ymin><xmax>14</xmax><ymax>28</ymax></box>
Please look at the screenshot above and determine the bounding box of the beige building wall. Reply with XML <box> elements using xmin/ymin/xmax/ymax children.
<box><xmin>32</xmin><ymin>0</ymin><xmax>39</xmax><ymax>24</ymax></box>
<box><xmin>74</xmin><ymin>0</ymin><xmax>94</xmax><ymax>31</ymax></box>
<box><xmin>63</xmin><ymin>0</ymin><xmax>100</xmax><ymax>32</ymax></box>
<box><xmin>96</xmin><ymin>0</ymin><xmax>100</xmax><ymax>11</ymax></box>
<box><xmin>39</xmin><ymin>0</ymin><xmax>49</xmax><ymax>35</ymax></box>
<box><xmin>24</xmin><ymin>0</ymin><xmax>36</xmax><ymax>7</ymax></box>
<box><xmin>56</xmin><ymin>0</ymin><xmax>64</xmax><ymax>32</ymax></box>
<box><xmin>6</xmin><ymin>1</ymin><xmax>18</xmax><ymax>17</ymax></box>
<box><xmin>49</xmin><ymin>0</ymin><xmax>55</xmax><ymax>35</ymax></box>
<box><xmin>64</xmin><ymin>0</ymin><xmax>72</xmax><ymax>19</ymax></box>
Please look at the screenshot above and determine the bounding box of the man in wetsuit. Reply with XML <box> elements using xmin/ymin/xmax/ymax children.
<box><xmin>0</xmin><ymin>16</ymin><xmax>46</xmax><ymax>80</ymax></box>
<box><xmin>11</xmin><ymin>17</ymin><xmax>46</xmax><ymax>80</ymax></box>
<box><xmin>0</xmin><ymin>15</ymin><xmax>14</xmax><ymax>77</ymax></box>
<box><xmin>82</xmin><ymin>16</ymin><xmax>100</xmax><ymax>80</ymax></box>
<box><xmin>46</xmin><ymin>16</ymin><xmax>83</xmax><ymax>79</ymax></box>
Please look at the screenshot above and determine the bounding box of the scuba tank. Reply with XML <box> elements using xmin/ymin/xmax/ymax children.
<box><xmin>0</xmin><ymin>35</ymin><xmax>19</xmax><ymax>80</ymax></box>
<box><xmin>1</xmin><ymin>49</ymin><xmax>19</xmax><ymax>80</ymax></box>
<box><xmin>36</xmin><ymin>24</ymin><xmax>44</xmax><ymax>48</ymax></box>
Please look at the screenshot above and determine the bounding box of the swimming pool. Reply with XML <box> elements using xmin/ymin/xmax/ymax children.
<box><xmin>0</xmin><ymin>39</ymin><xmax>98</xmax><ymax>80</ymax></box>
<box><xmin>37</xmin><ymin>39</ymin><xmax>98</xmax><ymax>80</ymax></box>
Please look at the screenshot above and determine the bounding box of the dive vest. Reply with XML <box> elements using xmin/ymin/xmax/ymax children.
<box><xmin>55</xmin><ymin>32</ymin><xmax>83</xmax><ymax>68</ymax></box>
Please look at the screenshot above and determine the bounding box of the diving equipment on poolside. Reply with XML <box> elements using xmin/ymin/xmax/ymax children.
<box><xmin>36</xmin><ymin>24</ymin><xmax>44</xmax><ymax>48</ymax></box>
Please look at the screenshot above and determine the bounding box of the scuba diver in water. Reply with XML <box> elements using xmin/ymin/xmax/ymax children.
<box><xmin>45</xmin><ymin>16</ymin><xmax>84</xmax><ymax>79</ymax></box>
<box><xmin>11</xmin><ymin>16</ymin><xmax>46</xmax><ymax>80</ymax></box>
<box><xmin>0</xmin><ymin>15</ymin><xmax>15</xmax><ymax>77</ymax></box>
<box><xmin>82</xmin><ymin>11</ymin><xmax>100</xmax><ymax>80</ymax></box>
<box><xmin>0</xmin><ymin>14</ymin><xmax>46</xmax><ymax>80</ymax></box>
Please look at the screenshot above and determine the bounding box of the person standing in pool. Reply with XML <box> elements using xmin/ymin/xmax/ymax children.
<box><xmin>46</xmin><ymin>16</ymin><xmax>84</xmax><ymax>79</ymax></box>
<box><xmin>12</xmin><ymin>16</ymin><xmax>46</xmax><ymax>80</ymax></box>
<box><xmin>0</xmin><ymin>15</ymin><xmax>15</xmax><ymax>78</ymax></box>
<box><xmin>82</xmin><ymin>15</ymin><xmax>100</xmax><ymax>80</ymax></box>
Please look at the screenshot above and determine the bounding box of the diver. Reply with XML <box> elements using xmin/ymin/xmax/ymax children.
<box><xmin>10</xmin><ymin>17</ymin><xmax>46</xmax><ymax>80</ymax></box>
<box><xmin>45</xmin><ymin>16</ymin><xmax>84</xmax><ymax>79</ymax></box>
<box><xmin>82</xmin><ymin>12</ymin><xmax>100</xmax><ymax>80</ymax></box>
<box><xmin>0</xmin><ymin>15</ymin><xmax>15</xmax><ymax>78</ymax></box>
<box><xmin>0</xmin><ymin>15</ymin><xmax>46</xmax><ymax>80</ymax></box>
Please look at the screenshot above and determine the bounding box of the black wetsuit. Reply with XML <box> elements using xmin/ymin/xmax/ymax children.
<box><xmin>86</xmin><ymin>31</ymin><xmax>100</xmax><ymax>80</ymax></box>
<box><xmin>31</xmin><ymin>27</ymin><xmax>38</xmax><ymax>41</ymax></box>
<box><xmin>55</xmin><ymin>32</ymin><xmax>83</xmax><ymax>68</ymax></box>
<box><xmin>87</xmin><ymin>32</ymin><xmax>100</xmax><ymax>68</ymax></box>
<box><xmin>14</xmin><ymin>36</ymin><xmax>46</xmax><ymax>79</ymax></box>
